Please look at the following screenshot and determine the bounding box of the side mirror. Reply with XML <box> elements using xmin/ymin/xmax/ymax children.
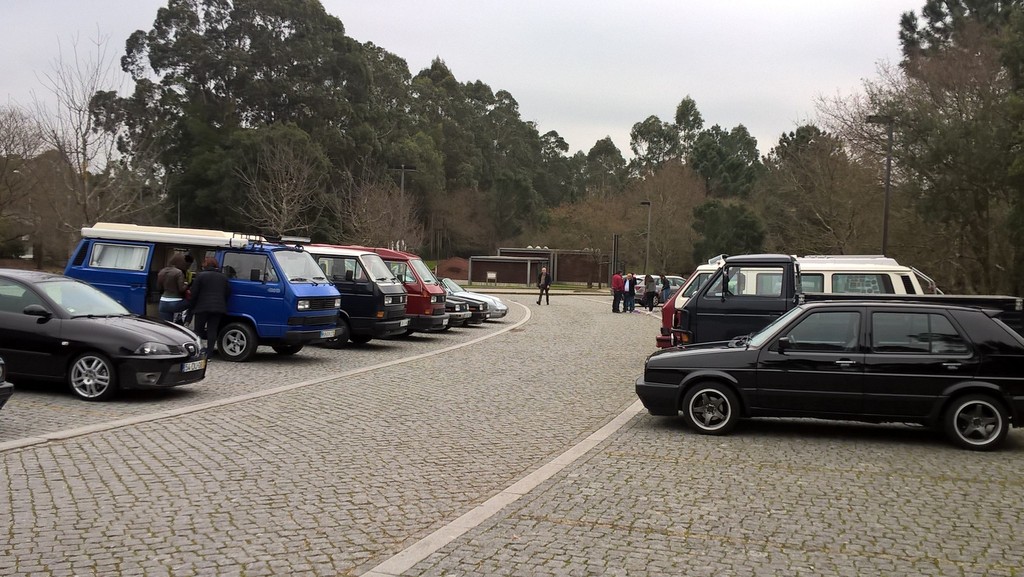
<box><xmin>777</xmin><ymin>336</ymin><xmax>791</xmax><ymax>354</ymax></box>
<box><xmin>24</xmin><ymin>304</ymin><xmax>53</xmax><ymax>320</ymax></box>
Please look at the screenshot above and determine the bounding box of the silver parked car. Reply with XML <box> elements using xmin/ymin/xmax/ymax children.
<box><xmin>440</xmin><ymin>278</ymin><xmax>508</xmax><ymax>319</ymax></box>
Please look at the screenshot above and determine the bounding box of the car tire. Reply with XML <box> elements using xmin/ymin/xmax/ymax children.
<box><xmin>272</xmin><ymin>344</ymin><xmax>304</xmax><ymax>355</ymax></box>
<box><xmin>219</xmin><ymin>322</ymin><xmax>258</xmax><ymax>362</ymax></box>
<box><xmin>943</xmin><ymin>394</ymin><xmax>1008</xmax><ymax>451</ymax></box>
<box><xmin>68</xmin><ymin>352</ymin><xmax>118</xmax><ymax>401</ymax></box>
<box><xmin>323</xmin><ymin>319</ymin><xmax>352</xmax><ymax>349</ymax></box>
<box><xmin>682</xmin><ymin>383</ymin><xmax>740</xmax><ymax>435</ymax></box>
<box><xmin>350</xmin><ymin>334</ymin><xmax>372</xmax><ymax>344</ymax></box>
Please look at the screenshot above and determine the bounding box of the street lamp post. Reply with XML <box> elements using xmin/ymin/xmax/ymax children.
<box><xmin>866</xmin><ymin>114</ymin><xmax>894</xmax><ymax>255</ymax></box>
<box><xmin>640</xmin><ymin>200</ymin><xmax>652</xmax><ymax>274</ymax></box>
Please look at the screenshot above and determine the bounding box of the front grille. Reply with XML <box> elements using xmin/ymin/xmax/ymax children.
<box><xmin>288</xmin><ymin>314</ymin><xmax>337</xmax><ymax>326</ymax></box>
<box><xmin>307</xmin><ymin>297</ymin><xmax>339</xmax><ymax>311</ymax></box>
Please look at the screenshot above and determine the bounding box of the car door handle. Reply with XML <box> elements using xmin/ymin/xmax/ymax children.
<box><xmin>835</xmin><ymin>359</ymin><xmax>858</xmax><ymax>367</ymax></box>
<box><xmin>943</xmin><ymin>362</ymin><xmax>962</xmax><ymax>370</ymax></box>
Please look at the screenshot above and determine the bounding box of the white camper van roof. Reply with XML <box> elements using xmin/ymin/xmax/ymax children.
<box><xmin>81</xmin><ymin>222</ymin><xmax>257</xmax><ymax>248</ymax></box>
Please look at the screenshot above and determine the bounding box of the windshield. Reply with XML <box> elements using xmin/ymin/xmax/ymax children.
<box><xmin>40</xmin><ymin>279</ymin><xmax>130</xmax><ymax>317</ymax></box>
<box><xmin>748</xmin><ymin>306</ymin><xmax>807</xmax><ymax>348</ymax></box>
<box><xmin>683</xmin><ymin>272</ymin><xmax>712</xmax><ymax>298</ymax></box>
<box><xmin>443</xmin><ymin>278</ymin><xmax>464</xmax><ymax>292</ymax></box>
<box><xmin>274</xmin><ymin>249</ymin><xmax>328</xmax><ymax>284</ymax></box>
<box><xmin>409</xmin><ymin>258</ymin><xmax>438</xmax><ymax>284</ymax></box>
<box><xmin>360</xmin><ymin>254</ymin><xmax>397</xmax><ymax>283</ymax></box>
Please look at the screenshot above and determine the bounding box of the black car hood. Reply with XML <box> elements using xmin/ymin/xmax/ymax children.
<box><xmin>647</xmin><ymin>341</ymin><xmax>749</xmax><ymax>367</ymax></box>
<box><xmin>77</xmin><ymin>315</ymin><xmax>198</xmax><ymax>345</ymax></box>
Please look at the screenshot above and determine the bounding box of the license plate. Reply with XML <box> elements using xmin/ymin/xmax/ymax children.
<box><xmin>320</xmin><ymin>329</ymin><xmax>336</xmax><ymax>338</ymax></box>
<box><xmin>441</xmin><ymin>318</ymin><xmax>449</xmax><ymax>326</ymax></box>
<box><xmin>400</xmin><ymin>318</ymin><xmax>410</xmax><ymax>327</ymax></box>
<box><xmin>182</xmin><ymin>359</ymin><xmax>206</xmax><ymax>372</ymax></box>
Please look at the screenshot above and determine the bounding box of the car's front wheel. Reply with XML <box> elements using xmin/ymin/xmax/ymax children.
<box><xmin>350</xmin><ymin>334</ymin><xmax>372</xmax><ymax>344</ymax></box>
<box><xmin>323</xmin><ymin>319</ymin><xmax>352</xmax><ymax>349</ymax></box>
<box><xmin>682</xmin><ymin>383</ymin><xmax>740</xmax><ymax>435</ymax></box>
<box><xmin>219</xmin><ymin>322</ymin><xmax>258</xmax><ymax>362</ymax></box>
<box><xmin>68</xmin><ymin>352</ymin><xmax>118</xmax><ymax>401</ymax></box>
<box><xmin>943</xmin><ymin>394</ymin><xmax>1008</xmax><ymax>450</ymax></box>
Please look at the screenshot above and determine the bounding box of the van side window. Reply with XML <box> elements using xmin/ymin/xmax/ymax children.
<box><xmin>317</xmin><ymin>257</ymin><xmax>365</xmax><ymax>282</ymax></box>
<box><xmin>899</xmin><ymin>275</ymin><xmax>917</xmax><ymax>294</ymax></box>
<box><xmin>704</xmin><ymin>266</ymin><xmax>784</xmax><ymax>298</ymax></box>
<box><xmin>800</xmin><ymin>274</ymin><xmax>824</xmax><ymax>292</ymax></box>
<box><xmin>89</xmin><ymin>243</ymin><xmax>149</xmax><ymax>271</ymax></box>
<box><xmin>871</xmin><ymin>312</ymin><xmax>969</xmax><ymax>354</ymax></box>
<box><xmin>389</xmin><ymin>261</ymin><xmax>415</xmax><ymax>284</ymax></box>
<box><xmin>223</xmin><ymin>252</ymin><xmax>278</xmax><ymax>283</ymax></box>
<box><xmin>833</xmin><ymin>274</ymin><xmax>894</xmax><ymax>294</ymax></box>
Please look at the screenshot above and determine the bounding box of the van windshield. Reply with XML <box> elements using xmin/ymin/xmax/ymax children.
<box><xmin>274</xmin><ymin>250</ymin><xmax>328</xmax><ymax>284</ymax></box>
<box><xmin>409</xmin><ymin>258</ymin><xmax>438</xmax><ymax>284</ymax></box>
<box><xmin>360</xmin><ymin>254</ymin><xmax>398</xmax><ymax>284</ymax></box>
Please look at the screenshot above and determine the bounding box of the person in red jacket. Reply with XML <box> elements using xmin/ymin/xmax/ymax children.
<box><xmin>611</xmin><ymin>270</ymin><xmax>624</xmax><ymax>313</ymax></box>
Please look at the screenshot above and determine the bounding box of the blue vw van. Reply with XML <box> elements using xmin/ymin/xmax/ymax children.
<box><xmin>65</xmin><ymin>223</ymin><xmax>340</xmax><ymax>362</ymax></box>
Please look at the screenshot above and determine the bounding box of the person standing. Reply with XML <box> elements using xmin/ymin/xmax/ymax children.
<box><xmin>623</xmin><ymin>273</ymin><xmax>636</xmax><ymax>312</ymax></box>
<box><xmin>643</xmin><ymin>274</ymin><xmax>658</xmax><ymax>311</ymax></box>
<box><xmin>611</xmin><ymin>270</ymin><xmax>624</xmax><ymax>313</ymax></box>
<box><xmin>660</xmin><ymin>274</ymin><xmax>671</xmax><ymax>307</ymax></box>
<box><xmin>536</xmin><ymin>266</ymin><xmax>552</xmax><ymax>305</ymax></box>
<box><xmin>188</xmin><ymin>256</ymin><xmax>231</xmax><ymax>354</ymax></box>
<box><xmin>157</xmin><ymin>253</ymin><xmax>190</xmax><ymax>323</ymax></box>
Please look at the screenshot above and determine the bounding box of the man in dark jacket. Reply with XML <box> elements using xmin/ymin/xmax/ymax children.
<box><xmin>189</xmin><ymin>257</ymin><xmax>231</xmax><ymax>354</ymax></box>
<box><xmin>536</xmin><ymin>266</ymin><xmax>552</xmax><ymax>305</ymax></box>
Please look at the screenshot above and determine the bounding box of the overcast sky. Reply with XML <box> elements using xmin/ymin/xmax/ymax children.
<box><xmin>0</xmin><ymin>0</ymin><xmax>924</xmax><ymax>156</ymax></box>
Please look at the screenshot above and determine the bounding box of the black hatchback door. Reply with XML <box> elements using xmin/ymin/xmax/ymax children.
<box><xmin>862</xmin><ymin>309</ymin><xmax>979</xmax><ymax>419</ymax></box>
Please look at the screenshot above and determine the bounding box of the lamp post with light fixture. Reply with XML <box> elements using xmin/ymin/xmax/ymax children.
<box><xmin>640</xmin><ymin>200</ymin><xmax>652</xmax><ymax>274</ymax></box>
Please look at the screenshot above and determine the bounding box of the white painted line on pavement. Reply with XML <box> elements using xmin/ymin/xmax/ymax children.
<box><xmin>362</xmin><ymin>398</ymin><xmax>646</xmax><ymax>577</ymax></box>
<box><xmin>0</xmin><ymin>302</ymin><xmax>533</xmax><ymax>453</ymax></box>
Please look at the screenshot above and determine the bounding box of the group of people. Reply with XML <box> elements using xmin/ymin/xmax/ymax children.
<box><xmin>157</xmin><ymin>253</ymin><xmax>231</xmax><ymax>353</ymax></box>
<box><xmin>610</xmin><ymin>271</ymin><xmax>671</xmax><ymax>313</ymax></box>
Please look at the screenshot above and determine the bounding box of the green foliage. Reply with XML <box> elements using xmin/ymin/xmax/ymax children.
<box><xmin>691</xmin><ymin>199</ymin><xmax>764</xmax><ymax>263</ymax></box>
<box><xmin>687</xmin><ymin>125</ymin><xmax>762</xmax><ymax>198</ymax></box>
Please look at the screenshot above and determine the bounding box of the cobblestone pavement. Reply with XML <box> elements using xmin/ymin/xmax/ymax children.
<box><xmin>3</xmin><ymin>297</ymin><xmax>1024</xmax><ymax>576</ymax></box>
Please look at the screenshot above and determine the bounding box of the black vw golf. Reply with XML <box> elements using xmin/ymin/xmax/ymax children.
<box><xmin>0</xmin><ymin>269</ymin><xmax>207</xmax><ymax>401</ymax></box>
<box><xmin>636</xmin><ymin>301</ymin><xmax>1024</xmax><ymax>450</ymax></box>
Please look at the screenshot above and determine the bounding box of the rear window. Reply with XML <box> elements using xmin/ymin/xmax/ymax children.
<box><xmin>871</xmin><ymin>312</ymin><xmax>969</xmax><ymax>354</ymax></box>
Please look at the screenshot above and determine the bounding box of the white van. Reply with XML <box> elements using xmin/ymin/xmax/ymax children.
<box><xmin>657</xmin><ymin>254</ymin><xmax>939</xmax><ymax>348</ymax></box>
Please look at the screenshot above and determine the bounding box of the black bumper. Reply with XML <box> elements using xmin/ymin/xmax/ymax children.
<box><xmin>409</xmin><ymin>313</ymin><xmax>450</xmax><ymax>331</ymax></box>
<box><xmin>281</xmin><ymin>327</ymin><xmax>338</xmax><ymax>345</ymax></box>
<box><xmin>117</xmin><ymin>355</ymin><xmax>208</xmax><ymax>391</ymax></box>
<box><xmin>635</xmin><ymin>376</ymin><xmax>682</xmax><ymax>416</ymax></box>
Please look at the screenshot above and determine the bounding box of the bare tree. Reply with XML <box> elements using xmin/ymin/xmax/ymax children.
<box><xmin>335</xmin><ymin>176</ymin><xmax>424</xmax><ymax>250</ymax></box>
<box><xmin>32</xmin><ymin>30</ymin><xmax>160</xmax><ymax>241</ymax></box>
<box><xmin>0</xmin><ymin>105</ymin><xmax>43</xmax><ymax>242</ymax></box>
<box><xmin>236</xmin><ymin>130</ymin><xmax>329</xmax><ymax>237</ymax></box>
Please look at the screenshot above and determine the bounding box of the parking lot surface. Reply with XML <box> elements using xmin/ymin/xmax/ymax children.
<box><xmin>2</xmin><ymin>295</ymin><xmax>1024</xmax><ymax>576</ymax></box>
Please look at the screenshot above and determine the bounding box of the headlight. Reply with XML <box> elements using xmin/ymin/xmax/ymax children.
<box><xmin>384</xmin><ymin>295</ymin><xmax>397</xmax><ymax>305</ymax></box>
<box><xmin>431</xmin><ymin>295</ymin><xmax>442</xmax><ymax>303</ymax></box>
<box><xmin>0</xmin><ymin>358</ymin><xmax>6</xmax><ymax>383</ymax></box>
<box><xmin>333</xmin><ymin>298</ymin><xmax>341</xmax><ymax>308</ymax></box>
<box><xmin>297</xmin><ymin>300</ymin><xmax>310</xmax><ymax>310</ymax></box>
<box><xmin>135</xmin><ymin>342</ymin><xmax>173</xmax><ymax>355</ymax></box>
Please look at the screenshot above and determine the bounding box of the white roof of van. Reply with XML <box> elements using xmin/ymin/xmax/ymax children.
<box><xmin>690</xmin><ymin>254</ymin><xmax>911</xmax><ymax>274</ymax></box>
<box><xmin>81</xmin><ymin>222</ymin><xmax>257</xmax><ymax>248</ymax></box>
<box><xmin>306</xmin><ymin>244</ymin><xmax>375</xmax><ymax>258</ymax></box>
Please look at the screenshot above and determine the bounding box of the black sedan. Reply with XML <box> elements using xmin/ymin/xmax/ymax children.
<box><xmin>0</xmin><ymin>356</ymin><xmax>12</xmax><ymax>411</ymax></box>
<box><xmin>636</xmin><ymin>301</ymin><xmax>1024</xmax><ymax>450</ymax></box>
<box><xmin>0</xmin><ymin>269</ymin><xmax>207</xmax><ymax>401</ymax></box>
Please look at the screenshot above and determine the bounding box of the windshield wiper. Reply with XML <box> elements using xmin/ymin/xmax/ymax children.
<box><xmin>289</xmin><ymin>277</ymin><xmax>309</xmax><ymax>282</ymax></box>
